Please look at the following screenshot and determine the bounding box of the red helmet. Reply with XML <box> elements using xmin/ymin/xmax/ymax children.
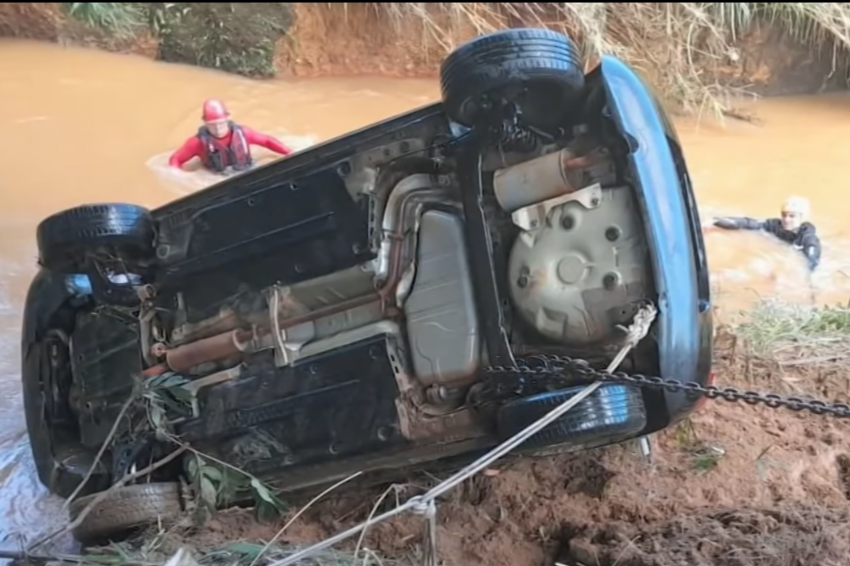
<box><xmin>202</xmin><ymin>99</ymin><xmax>229</xmax><ymax>122</ymax></box>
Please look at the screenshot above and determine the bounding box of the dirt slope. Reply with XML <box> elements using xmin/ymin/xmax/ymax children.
<box><xmin>163</xmin><ymin>345</ymin><xmax>850</xmax><ymax>566</ymax></box>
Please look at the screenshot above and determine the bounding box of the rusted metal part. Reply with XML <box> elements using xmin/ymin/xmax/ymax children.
<box><xmin>164</xmin><ymin>328</ymin><xmax>255</xmax><ymax>373</ymax></box>
<box><xmin>171</xmin><ymin>308</ymin><xmax>241</xmax><ymax>346</ymax></box>
<box><xmin>142</xmin><ymin>363</ymin><xmax>167</xmax><ymax>377</ymax></box>
<box><xmin>156</xmin><ymin>294</ymin><xmax>379</xmax><ymax>374</ymax></box>
<box><xmin>493</xmin><ymin>148</ymin><xmax>601</xmax><ymax>213</ymax></box>
<box><xmin>277</xmin><ymin>294</ymin><xmax>378</xmax><ymax>330</ymax></box>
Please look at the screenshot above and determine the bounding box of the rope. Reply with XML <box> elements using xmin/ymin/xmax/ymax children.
<box><xmin>269</xmin><ymin>303</ymin><xmax>658</xmax><ymax>566</ymax></box>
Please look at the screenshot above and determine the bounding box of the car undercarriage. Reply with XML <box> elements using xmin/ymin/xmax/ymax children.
<box><xmin>22</xmin><ymin>28</ymin><xmax>712</xmax><ymax>542</ymax></box>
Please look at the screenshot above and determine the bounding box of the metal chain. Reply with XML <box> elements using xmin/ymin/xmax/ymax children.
<box><xmin>269</xmin><ymin>304</ymin><xmax>849</xmax><ymax>566</ymax></box>
<box><xmin>483</xmin><ymin>356</ymin><xmax>850</xmax><ymax>418</ymax></box>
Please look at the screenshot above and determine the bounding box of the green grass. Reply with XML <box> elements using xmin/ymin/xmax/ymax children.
<box><xmin>64</xmin><ymin>2</ymin><xmax>144</xmax><ymax>38</ymax></box>
<box><xmin>733</xmin><ymin>298</ymin><xmax>850</xmax><ymax>363</ymax></box>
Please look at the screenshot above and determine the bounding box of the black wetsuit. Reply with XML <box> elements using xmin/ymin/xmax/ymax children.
<box><xmin>713</xmin><ymin>217</ymin><xmax>822</xmax><ymax>271</ymax></box>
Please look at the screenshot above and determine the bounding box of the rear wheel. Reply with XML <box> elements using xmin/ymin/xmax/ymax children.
<box><xmin>496</xmin><ymin>382</ymin><xmax>648</xmax><ymax>453</ymax></box>
<box><xmin>440</xmin><ymin>28</ymin><xmax>586</xmax><ymax>128</ymax></box>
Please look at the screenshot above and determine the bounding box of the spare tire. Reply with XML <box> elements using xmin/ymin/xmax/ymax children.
<box><xmin>496</xmin><ymin>383</ymin><xmax>647</xmax><ymax>452</ymax></box>
<box><xmin>37</xmin><ymin>203</ymin><xmax>155</xmax><ymax>273</ymax></box>
<box><xmin>440</xmin><ymin>28</ymin><xmax>586</xmax><ymax>127</ymax></box>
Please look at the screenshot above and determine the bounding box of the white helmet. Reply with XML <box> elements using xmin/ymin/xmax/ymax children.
<box><xmin>781</xmin><ymin>196</ymin><xmax>811</xmax><ymax>220</ymax></box>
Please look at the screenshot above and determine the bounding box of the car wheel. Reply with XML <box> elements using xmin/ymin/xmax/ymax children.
<box><xmin>36</xmin><ymin>203</ymin><xmax>155</xmax><ymax>306</ymax></box>
<box><xmin>36</xmin><ymin>203</ymin><xmax>155</xmax><ymax>272</ymax></box>
<box><xmin>69</xmin><ymin>482</ymin><xmax>184</xmax><ymax>543</ymax></box>
<box><xmin>440</xmin><ymin>27</ymin><xmax>586</xmax><ymax>128</ymax></box>
<box><xmin>496</xmin><ymin>382</ymin><xmax>648</xmax><ymax>453</ymax></box>
<box><xmin>22</xmin><ymin>269</ymin><xmax>111</xmax><ymax>498</ymax></box>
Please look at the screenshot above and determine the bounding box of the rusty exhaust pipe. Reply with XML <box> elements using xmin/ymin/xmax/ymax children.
<box><xmin>492</xmin><ymin>148</ymin><xmax>600</xmax><ymax>213</ymax></box>
<box><xmin>164</xmin><ymin>328</ymin><xmax>255</xmax><ymax>373</ymax></box>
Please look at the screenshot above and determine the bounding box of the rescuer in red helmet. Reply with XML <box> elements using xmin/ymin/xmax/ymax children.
<box><xmin>168</xmin><ymin>98</ymin><xmax>294</xmax><ymax>174</ymax></box>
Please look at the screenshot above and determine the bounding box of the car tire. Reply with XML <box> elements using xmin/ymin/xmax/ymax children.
<box><xmin>36</xmin><ymin>203</ymin><xmax>155</xmax><ymax>274</ymax></box>
<box><xmin>496</xmin><ymin>383</ymin><xmax>647</xmax><ymax>452</ymax></box>
<box><xmin>440</xmin><ymin>28</ymin><xmax>586</xmax><ymax>127</ymax></box>
<box><xmin>69</xmin><ymin>482</ymin><xmax>184</xmax><ymax>543</ymax></box>
<box><xmin>22</xmin><ymin>269</ymin><xmax>111</xmax><ymax>498</ymax></box>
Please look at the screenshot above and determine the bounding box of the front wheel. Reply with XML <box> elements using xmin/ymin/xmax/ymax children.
<box><xmin>22</xmin><ymin>269</ymin><xmax>110</xmax><ymax>498</ymax></box>
<box><xmin>36</xmin><ymin>203</ymin><xmax>155</xmax><ymax>307</ymax></box>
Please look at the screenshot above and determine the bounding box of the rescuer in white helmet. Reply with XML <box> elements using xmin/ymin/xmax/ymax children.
<box><xmin>707</xmin><ymin>196</ymin><xmax>821</xmax><ymax>271</ymax></box>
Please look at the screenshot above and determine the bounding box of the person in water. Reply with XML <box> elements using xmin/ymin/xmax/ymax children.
<box><xmin>168</xmin><ymin>99</ymin><xmax>294</xmax><ymax>174</ymax></box>
<box><xmin>706</xmin><ymin>196</ymin><xmax>822</xmax><ymax>271</ymax></box>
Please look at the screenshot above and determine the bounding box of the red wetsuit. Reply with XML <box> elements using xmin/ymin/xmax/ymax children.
<box><xmin>168</xmin><ymin>123</ymin><xmax>293</xmax><ymax>172</ymax></box>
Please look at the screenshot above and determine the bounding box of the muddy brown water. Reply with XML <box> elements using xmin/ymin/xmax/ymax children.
<box><xmin>0</xmin><ymin>38</ymin><xmax>848</xmax><ymax>551</ymax></box>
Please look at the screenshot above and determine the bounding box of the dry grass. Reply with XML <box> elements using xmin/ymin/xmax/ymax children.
<box><xmin>339</xmin><ymin>2</ymin><xmax>850</xmax><ymax>117</ymax></box>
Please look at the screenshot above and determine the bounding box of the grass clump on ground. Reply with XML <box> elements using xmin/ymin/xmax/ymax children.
<box><xmin>61</xmin><ymin>2</ymin><xmax>292</xmax><ymax>77</ymax></box>
<box><xmin>733</xmin><ymin>297</ymin><xmax>850</xmax><ymax>366</ymax></box>
<box><xmin>63</xmin><ymin>3</ymin><xmax>144</xmax><ymax>38</ymax></box>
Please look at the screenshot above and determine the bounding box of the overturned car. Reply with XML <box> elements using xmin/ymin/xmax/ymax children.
<box><xmin>22</xmin><ymin>28</ymin><xmax>712</xmax><ymax>541</ymax></box>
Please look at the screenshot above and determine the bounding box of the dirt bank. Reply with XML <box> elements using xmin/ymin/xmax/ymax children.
<box><xmin>90</xmin><ymin>338</ymin><xmax>850</xmax><ymax>566</ymax></box>
<box><xmin>0</xmin><ymin>3</ymin><xmax>847</xmax><ymax>110</ymax></box>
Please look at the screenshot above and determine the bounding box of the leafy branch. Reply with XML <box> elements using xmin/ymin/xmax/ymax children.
<box><xmin>142</xmin><ymin>372</ymin><xmax>286</xmax><ymax>520</ymax></box>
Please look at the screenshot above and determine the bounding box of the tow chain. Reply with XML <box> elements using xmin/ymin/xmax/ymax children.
<box><xmin>269</xmin><ymin>303</ymin><xmax>850</xmax><ymax>566</ymax></box>
<box><xmin>482</xmin><ymin>357</ymin><xmax>850</xmax><ymax>418</ymax></box>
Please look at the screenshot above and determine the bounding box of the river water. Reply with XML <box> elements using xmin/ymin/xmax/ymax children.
<box><xmin>0</xmin><ymin>38</ymin><xmax>848</xmax><ymax>550</ymax></box>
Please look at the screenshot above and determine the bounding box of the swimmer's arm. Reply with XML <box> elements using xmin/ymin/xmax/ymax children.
<box><xmin>243</xmin><ymin>128</ymin><xmax>293</xmax><ymax>156</ymax></box>
<box><xmin>798</xmin><ymin>231</ymin><xmax>822</xmax><ymax>271</ymax></box>
<box><xmin>168</xmin><ymin>137</ymin><xmax>203</xmax><ymax>168</ymax></box>
<box><xmin>711</xmin><ymin>216</ymin><xmax>764</xmax><ymax>230</ymax></box>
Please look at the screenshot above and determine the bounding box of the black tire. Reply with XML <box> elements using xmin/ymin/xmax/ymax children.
<box><xmin>22</xmin><ymin>269</ymin><xmax>110</xmax><ymax>498</ymax></box>
<box><xmin>496</xmin><ymin>383</ymin><xmax>647</xmax><ymax>452</ymax></box>
<box><xmin>36</xmin><ymin>203</ymin><xmax>154</xmax><ymax>273</ymax></box>
<box><xmin>69</xmin><ymin>482</ymin><xmax>183</xmax><ymax>543</ymax></box>
<box><xmin>440</xmin><ymin>28</ymin><xmax>586</xmax><ymax>127</ymax></box>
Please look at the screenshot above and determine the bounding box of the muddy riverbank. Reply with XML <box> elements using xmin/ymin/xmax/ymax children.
<box><xmin>67</xmin><ymin>348</ymin><xmax>850</xmax><ymax>566</ymax></box>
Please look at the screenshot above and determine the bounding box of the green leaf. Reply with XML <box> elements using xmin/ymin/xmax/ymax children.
<box><xmin>151</xmin><ymin>403</ymin><xmax>165</xmax><ymax>430</ymax></box>
<box><xmin>79</xmin><ymin>554</ymin><xmax>123</xmax><ymax>565</ymax></box>
<box><xmin>187</xmin><ymin>456</ymin><xmax>199</xmax><ymax>478</ymax></box>
<box><xmin>161</xmin><ymin>374</ymin><xmax>189</xmax><ymax>388</ymax></box>
<box><xmin>200</xmin><ymin>476</ymin><xmax>218</xmax><ymax>507</ymax></box>
<box><xmin>168</xmin><ymin>386</ymin><xmax>194</xmax><ymax>403</ymax></box>
<box><xmin>146</xmin><ymin>373</ymin><xmax>171</xmax><ymax>388</ymax></box>
<box><xmin>250</xmin><ymin>478</ymin><xmax>275</xmax><ymax>504</ymax></box>
<box><xmin>201</xmin><ymin>465</ymin><xmax>223</xmax><ymax>482</ymax></box>
<box><xmin>217</xmin><ymin>541</ymin><xmax>264</xmax><ymax>559</ymax></box>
